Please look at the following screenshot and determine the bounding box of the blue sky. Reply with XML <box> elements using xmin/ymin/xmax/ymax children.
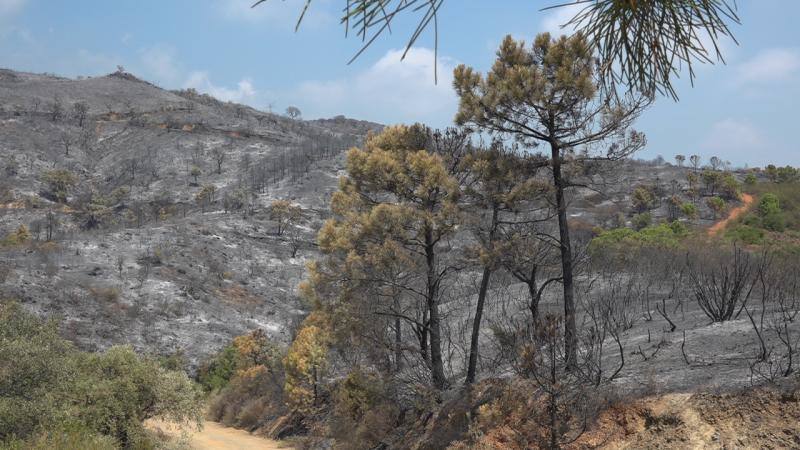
<box><xmin>0</xmin><ymin>0</ymin><xmax>798</xmax><ymax>167</ymax></box>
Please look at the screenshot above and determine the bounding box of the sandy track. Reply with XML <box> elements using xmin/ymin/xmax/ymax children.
<box><xmin>708</xmin><ymin>192</ymin><xmax>754</xmax><ymax>236</ymax></box>
<box><xmin>147</xmin><ymin>420</ymin><xmax>290</xmax><ymax>450</ymax></box>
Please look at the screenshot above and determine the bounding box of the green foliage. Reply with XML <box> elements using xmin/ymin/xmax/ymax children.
<box><xmin>1</xmin><ymin>225</ymin><xmax>30</xmax><ymax>247</ymax></box>
<box><xmin>190</xmin><ymin>166</ymin><xmax>201</xmax><ymax>177</ymax></box>
<box><xmin>590</xmin><ymin>223</ymin><xmax>686</xmax><ymax>256</ymax></box>
<box><xmin>0</xmin><ymin>424</ymin><xmax>117</xmax><ymax>450</ymax></box>
<box><xmin>198</xmin><ymin>345</ymin><xmax>239</xmax><ymax>392</ymax></box>
<box><xmin>701</xmin><ymin>170</ymin><xmax>723</xmax><ymax>195</ymax></box>
<box><xmin>759</xmin><ymin>193</ymin><xmax>781</xmax><ymax>216</ymax></box>
<box><xmin>744</xmin><ymin>173</ymin><xmax>757</xmax><ymax>187</ymax></box>
<box><xmin>681</xmin><ymin>202</ymin><xmax>698</xmax><ymax>219</ymax></box>
<box><xmin>706</xmin><ymin>196</ymin><xmax>727</xmax><ymax>219</ymax></box>
<box><xmin>40</xmin><ymin>169</ymin><xmax>76</xmax><ymax>203</ymax></box>
<box><xmin>762</xmin><ymin>212</ymin><xmax>786</xmax><ymax>232</ymax></box>
<box><xmin>720</xmin><ymin>173</ymin><xmax>741</xmax><ymax>200</ymax></box>
<box><xmin>725</xmin><ymin>224</ymin><xmax>765</xmax><ymax>245</ymax></box>
<box><xmin>631</xmin><ymin>212</ymin><xmax>652</xmax><ymax>230</ymax></box>
<box><xmin>724</xmin><ymin>178</ymin><xmax>800</xmax><ymax>239</ymax></box>
<box><xmin>631</xmin><ymin>186</ymin><xmax>655</xmax><ymax>213</ymax></box>
<box><xmin>333</xmin><ymin>369</ymin><xmax>385</xmax><ymax>423</ymax></box>
<box><xmin>777</xmin><ymin>165</ymin><xmax>799</xmax><ymax>183</ymax></box>
<box><xmin>269</xmin><ymin>200</ymin><xmax>304</xmax><ymax>236</ymax></box>
<box><xmin>0</xmin><ymin>302</ymin><xmax>203</xmax><ymax>448</ymax></box>
<box><xmin>204</xmin><ymin>330</ymin><xmax>287</xmax><ymax>431</ymax></box>
<box><xmin>284</xmin><ymin>315</ymin><xmax>331</xmax><ymax>414</ymax></box>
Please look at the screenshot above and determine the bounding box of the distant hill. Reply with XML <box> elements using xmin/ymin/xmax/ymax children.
<box><xmin>0</xmin><ymin>68</ymin><xmax>379</xmax><ymax>368</ymax></box>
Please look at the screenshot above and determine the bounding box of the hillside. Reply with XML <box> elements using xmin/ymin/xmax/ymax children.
<box><xmin>0</xmin><ymin>68</ymin><xmax>379</xmax><ymax>367</ymax></box>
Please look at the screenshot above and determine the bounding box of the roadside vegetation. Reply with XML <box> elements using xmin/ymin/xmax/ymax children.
<box><xmin>0</xmin><ymin>302</ymin><xmax>203</xmax><ymax>449</ymax></box>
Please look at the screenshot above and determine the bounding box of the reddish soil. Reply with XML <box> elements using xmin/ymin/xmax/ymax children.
<box><xmin>708</xmin><ymin>193</ymin><xmax>754</xmax><ymax>236</ymax></box>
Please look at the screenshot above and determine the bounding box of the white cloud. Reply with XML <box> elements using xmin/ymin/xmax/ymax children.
<box><xmin>134</xmin><ymin>45</ymin><xmax>260</xmax><ymax>106</ymax></box>
<box><xmin>539</xmin><ymin>2</ymin><xmax>582</xmax><ymax>36</ymax></box>
<box><xmin>184</xmin><ymin>71</ymin><xmax>258</xmax><ymax>103</ymax></box>
<box><xmin>700</xmin><ymin>118</ymin><xmax>767</xmax><ymax>164</ymax></box>
<box><xmin>139</xmin><ymin>46</ymin><xmax>182</xmax><ymax>85</ymax></box>
<box><xmin>294</xmin><ymin>47</ymin><xmax>458</xmax><ymax>127</ymax></box>
<box><xmin>734</xmin><ymin>48</ymin><xmax>800</xmax><ymax>85</ymax></box>
<box><xmin>0</xmin><ymin>0</ymin><xmax>26</xmax><ymax>17</ymax></box>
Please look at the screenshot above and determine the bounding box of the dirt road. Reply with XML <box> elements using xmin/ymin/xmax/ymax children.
<box><xmin>147</xmin><ymin>419</ymin><xmax>290</xmax><ymax>450</ymax></box>
<box><xmin>708</xmin><ymin>192</ymin><xmax>754</xmax><ymax>236</ymax></box>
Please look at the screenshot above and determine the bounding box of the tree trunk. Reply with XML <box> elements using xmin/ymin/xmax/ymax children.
<box><xmin>426</xmin><ymin>228</ymin><xmax>447</xmax><ymax>390</ymax></box>
<box><xmin>466</xmin><ymin>266</ymin><xmax>493</xmax><ymax>384</ymax></box>
<box><xmin>528</xmin><ymin>279</ymin><xmax>540</xmax><ymax>326</ymax></box>
<box><xmin>551</xmin><ymin>143</ymin><xmax>577</xmax><ymax>369</ymax></box>
<box><xmin>394</xmin><ymin>296</ymin><xmax>403</xmax><ymax>372</ymax></box>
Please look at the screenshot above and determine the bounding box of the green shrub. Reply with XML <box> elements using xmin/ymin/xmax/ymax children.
<box><xmin>632</xmin><ymin>212</ymin><xmax>651</xmax><ymax>230</ymax></box>
<box><xmin>0</xmin><ymin>302</ymin><xmax>203</xmax><ymax>448</ymax></box>
<box><xmin>762</xmin><ymin>212</ymin><xmax>786</xmax><ymax>232</ymax></box>
<box><xmin>726</xmin><ymin>225</ymin><xmax>765</xmax><ymax>245</ymax></box>
<box><xmin>720</xmin><ymin>174</ymin><xmax>741</xmax><ymax>200</ymax></box>
<box><xmin>198</xmin><ymin>345</ymin><xmax>239</xmax><ymax>392</ymax></box>
<box><xmin>706</xmin><ymin>196</ymin><xmax>726</xmax><ymax>219</ymax></box>
<box><xmin>40</xmin><ymin>170</ymin><xmax>77</xmax><ymax>203</ymax></box>
<box><xmin>631</xmin><ymin>186</ymin><xmax>655</xmax><ymax>213</ymax></box>
<box><xmin>589</xmin><ymin>223</ymin><xmax>686</xmax><ymax>256</ymax></box>
<box><xmin>759</xmin><ymin>193</ymin><xmax>781</xmax><ymax>216</ymax></box>
<box><xmin>0</xmin><ymin>424</ymin><xmax>117</xmax><ymax>450</ymax></box>
<box><xmin>680</xmin><ymin>202</ymin><xmax>698</xmax><ymax>219</ymax></box>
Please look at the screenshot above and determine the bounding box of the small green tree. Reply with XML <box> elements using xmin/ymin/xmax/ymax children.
<box><xmin>195</xmin><ymin>184</ymin><xmax>216</xmax><ymax>212</ymax></box>
<box><xmin>707</xmin><ymin>196</ymin><xmax>726</xmax><ymax>219</ymax></box>
<box><xmin>632</xmin><ymin>212</ymin><xmax>652</xmax><ymax>231</ymax></box>
<box><xmin>759</xmin><ymin>193</ymin><xmax>781</xmax><ymax>216</ymax></box>
<box><xmin>681</xmin><ymin>202</ymin><xmax>699</xmax><ymax>220</ymax></box>
<box><xmin>41</xmin><ymin>169</ymin><xmax>77</xmax><ymax>203</ymax></box>
<box><xmin>269</xmin><ymin>200</ymin><xmax>303</xmax><ymax>236</ymax></box>
<box><xmin>283</xmin><ymin>314</ymin><xmax>330</xmax><ymax>413</ymax></box>
<box><xmin>190</xmin><ymin>166</ymin><xmax>201</xmax><ymax>184</ymax></box>
<box><xmin>632</xmin><ymin>186</ymin><xmax>655</xmax><ymax>213</ymax></box>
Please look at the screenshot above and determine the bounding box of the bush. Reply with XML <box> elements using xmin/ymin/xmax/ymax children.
<box><xmin>0</xmin><ymin>302</ymin><xmax>203</xmax><ymax>447</ymax></box>
<box><xmin>759</xmin><ymin>193</ymin><xmax>781</xmax><ymax>216</ymax></box>
<box><xmin>726</xmin><ymin>225</ymin><xmax>765</xmax><ymax>245</ymax></box>
<box><xmin>0</xmin><ymin>424</ymin><xmax>117</xmax><ymax>450</ymax></box>
<box><xmin>762</xmin><ymin>212</ymin><xmax>786</xmax><ymax>232</ymax></box>
<box><xmin>40</xmin><ymin>170</ymin><xmax>77</xmax><ymax>203</ymax></box>
<box><xmin>720</xmin><ymin>174</ymin><xmax>741</xmax><ymax>200</ymax></box>
<box><xmin>198</xmin><ymin>345</ymin><xmax>239</xmax><ymax>392</ymax></box>
<box><xmin>631</xmin><ymin>186</ymin><xmax>655</xmax><ymax>213</ymax></box>
<box><xmin>1</xmin><ymin>225</ymin><xmax>30</xmax><ymax>247</ymax></box>
<box><xmin>205</xmin><ymin>330</ymin><xmax>288</xmax><ymax>432</ymax></box>
<box><xmin>589</xmin><ymin>223</ymin><xmax>687</xmax><ymax>258</ymax></box>
<box><xmin>681</xmin><ymin>202</ymin><xmax>698</xmax><ymax>219</ymax></box>
<box><xmin>329</xmin><ymin>369</ymin><xmax>397</xmax><ymax>450</ymax></box>
<box><xmin>631</xmin><ymin>212</ymin><xmax>651</xmax><ymax>230</ymax></box>
<box><xmin>706</xmin><ymin>196</ymin><xmax>726</xmax><ymax>219</ymax></box>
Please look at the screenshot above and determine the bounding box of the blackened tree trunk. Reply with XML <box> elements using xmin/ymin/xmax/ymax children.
<box><xmin>425</xmin><ymin>227</ymin><xmax>447</xmax><ymax>390</ymax></box>
<box><xmin>551</xmin><ymin>143</ymin><xmax>577</xmax><ymax>369</ymax></box>
<box><xmin>466</xmin><ymin>266</ymin><xmax>493</xmax><ymax>384</ymax></box>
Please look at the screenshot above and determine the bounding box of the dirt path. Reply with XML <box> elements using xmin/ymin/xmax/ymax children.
<box><xmin>708</xmin><ymin>192</ymin><xmax>754</xmax><ymax>236</ymax></box>
<box><xmin>147</xmin><ymin>419</ymin><xmax>291</xmax><ymax>450</ymax></box>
